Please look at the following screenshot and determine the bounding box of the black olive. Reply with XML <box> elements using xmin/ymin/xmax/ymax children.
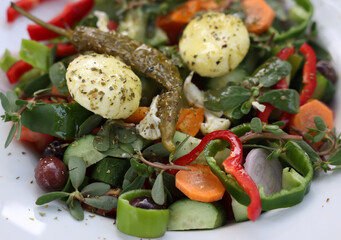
<box><xmin>129</xmin><ymin>196</ymin><xmax>165</xmax><ymax>210</ymax></box>
<box><xmin>316</xmin><ymin>60</ymin><xmax>338</xmax><ymax>84</ymax></box>
<box><xmin>41</xmin><ymin>140</ymin><xmax>68</xmax><ymax>159</ymax></box>
<box><xmin>35</xmin><ymin>157</ymin><xmax>68</xmax><ymax>191</ymax></box>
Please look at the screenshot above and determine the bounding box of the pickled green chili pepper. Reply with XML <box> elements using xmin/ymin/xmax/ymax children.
<box><xmin>116</xmin><ymin>189</ymin><xmax>169</xmax><ymax>238</ymax></box>
<box><xmin>204</xmin><ymin>124</ymin><xmax>313</xmax><ymax>211</ymax></box>
<box><xmin>274</xmin><ymin>0</ymin><xmax>313</xmax><ymax>42</ymax></box>
<box><xmin>12</xmin><ymin>3</ymin><xmax>182</xmax><ymax>152</ymax></box>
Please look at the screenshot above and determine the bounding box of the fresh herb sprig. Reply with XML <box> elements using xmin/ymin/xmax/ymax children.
<box><xmin>0</xmin><ymin>89</ymin><xmax>68</xmax><ymax>147</ymax></box>
<box><xmin>291</xmin><ymin>116</ymin><xmax>341</xmax><ymax>171</ymax></box>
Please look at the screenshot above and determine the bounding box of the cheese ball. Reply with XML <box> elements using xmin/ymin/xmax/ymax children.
<box><xmin>66</xmin><ymin>53</ymin><xmax>141</xmax><ymax>119</ymax></box>
<box><xmin>179</xmin><ymin>12</ymin><xmax>250</xmax><ymax>78</ymax></box>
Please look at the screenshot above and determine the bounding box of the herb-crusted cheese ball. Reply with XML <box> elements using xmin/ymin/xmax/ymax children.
<box><xmin>179</xmin><ymin>12</ymin><xmax>250</xmax><ymax>78</ymax></box>
<box><xmin>66</xmin><ymin>53</ymin><xmax>141</xmax><ymax>119</ymax></box>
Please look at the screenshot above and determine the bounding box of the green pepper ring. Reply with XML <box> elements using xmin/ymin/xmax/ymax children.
<box><xmin>116</xmin><ymin>189</ymin><xmax>169</xmax><ymax>238</ymax></box>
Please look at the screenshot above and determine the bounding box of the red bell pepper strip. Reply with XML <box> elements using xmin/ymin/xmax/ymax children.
<box><xmin>46</xmin><ymin>43</ymin><xmax>77</xmax><ymax>57</ymax></box>
<box><xmin>7</xmin><ymin>0</ymin><xmax>49</xmax><ymax>23</ymax></box>
<box><xmin>27</xmin><ymin>0</ymin><xmax>94</xmax><ymax>41</ymax></box>
<box><xmin>6</xmin><ymin>43</ymin><xmax>77</xmax><ymax>84</ymax></box>
<box><xmin>298</xmin><ymin>43</ymin><xmax>317</xmax><ymax>106</ymax></box>
<box><xmin>171</xmin><ymin>130</ymin><xmax>261</xmax><ymax>221</ymax></box>
<box><xmin>257</xmin><ymin>46</ymin><xmax>295</xmax><ymax>124</ymax></box>
<box><xmin>107</xmin><ymin>20</ymin><xmax>118</xmax><ymax>31</ymax></box>
<box><xmin>6</xmin><ymin>60</ymin><xmax>33</xmax><ymax>84</ymax></box>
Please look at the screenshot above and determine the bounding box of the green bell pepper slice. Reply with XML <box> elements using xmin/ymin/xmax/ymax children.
<box><xmin>204</xmin><ymin>125</ymin><xmax>313</xmax><ymax>211</ymax></box>
<box><xmin>116</xmin><ymin>189</ymin><xmax>169</xmax><ymax>238</ymax></box>
<box><xmin>274</xmin><ymin>0</ymin><xmax>313</xmax><ymax>42</ymax></box>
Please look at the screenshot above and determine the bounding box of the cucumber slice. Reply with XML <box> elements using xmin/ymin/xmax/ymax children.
<box><xmin>63</xmin><ymin>135</ymin><xmax>106</xmax><ymax>167</ymax></box>
<box><xmin>167</xmin><ymin>199</ymin><xmax>226</xmax><ymax>230</ymax></box>
<box><xmin>231</xmin><ymin>197</ymin><xmax>248</xmax><ymax>222</ymax></box>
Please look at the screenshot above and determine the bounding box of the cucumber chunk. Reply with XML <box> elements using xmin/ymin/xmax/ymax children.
<box><xmin>167</xmin><ymin>199</ymin><xmax>226</xmax><ymax>230</ymax></box>
<box><xmin>63</xmin><ymin>135</ymin><xmax>106</xmax><ymax>167</ymax></box>
<box><xmin>90</xmin><ymin>157</ymin><xmax>130</xmax><ymax>187</ymax></box>
<box><xmin>231</xmin><ymin>197</ymin><xmax>248</xmax><ymax>222</ymax></box>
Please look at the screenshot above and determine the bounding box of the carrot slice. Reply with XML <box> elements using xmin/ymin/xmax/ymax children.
<box><xmin>241</xmin><ymin>0</ymin><xmax>275</xmax><ymax>34</ymax></box>
<box><xmin>123</xmin><ymin>107</ymin><xmax>150</xmax><ymax>123</ymax></box>
<box><xmin>125</xmin><ymin>107</ymin><xmax>205</xmax><ymax>137</ymax></box>
<box><xmin>290</xmin><ymin>99</ymin><xmax>334</xmax><ymax>134</ymax></box>
<box><xmin>156</xmin><ymin>0</ymin><xmax>219</xmax><ymax>44</ymax></box>
<box><xmin>175</xmin><ymin>164</ymin><xmax>225</xmax><ymax>202</ymax></box>
<box><xmin>176</xmin><ymin>108</ymin><xmax>204</xmax><ymax>137</ymax></box>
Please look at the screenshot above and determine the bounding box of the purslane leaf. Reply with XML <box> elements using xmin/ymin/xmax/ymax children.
<box><xmin>35</xmin><ymin>192</ymin><xmax>69</xmax><ymax>205</ymax></box>
<box><xmin>328</xmin><ymin>148</ymin><xmax>341</xmax><ymax>166</ymax></box>
<box><xmin>68</xmin><ymin>156</ymin><xmax>86</xmax><ymax>189</ymax></box>
<box><xmin>204</xmin><ymin>86</ymin><xmax>251</xmax><ymax>111</ymax></box>
<box><xmin>69</xmin><ymin>199</ymin><xmax>84</xmax><ymax>220</ymax></box>
<box><xmin>258</xmin><ymin>89</ymin><xmax>299</xmax><ymax>114</ymax></box>
<box><xmin>84</xmin><ymin>196</ymin><xmax>117</xmax><ymax>210</ymax></box>
<box><xmin>5</xmin><ymin>123</ymin><xmax>17</xmax><ymax>148</ymax></box>
<box><xmin>81</xmin><ymin>182</ymin><xmax>110</xmax><ymax>197</ymax></box>
<box><xmin>250</xmin><ymin>117</ymin><xmax>262</xmax><ymax>133</ymax></box>
<box><xmin>49</xmin><ymin>62</ymin><xmax>69</xmax><ymax>95</ymax></box>
<box><xmin>252</xmin><ymin>56</ymin><xmax>292</xmax><ymax>87</ymax></box>
<box><xmin>152</xmin><ymin>172</ymin><xmax>165</xmax><ymax>205</ymax></box>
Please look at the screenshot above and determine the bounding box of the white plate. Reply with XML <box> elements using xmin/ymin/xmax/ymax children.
<box><xmin>0</xmin><ymin>1</ymin><xmax>341</xmax><ymax>239</ymax></box>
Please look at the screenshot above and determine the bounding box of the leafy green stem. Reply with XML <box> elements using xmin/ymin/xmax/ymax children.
<box><xmin>239</xmin><ymin>132</ymin><xmax>303</xmax><ymax>143</ymax></box>
<box><xmin>136</xmin><ymin>150</ymin><xmax>191</xmax><ymax>171</ymax></box>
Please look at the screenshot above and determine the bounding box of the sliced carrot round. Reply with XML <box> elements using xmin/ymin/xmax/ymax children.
<box><xmin>175</xmin><ymin>164</ymin><xmax>225</xmax><ymax>203</ymax></box>
<box><xmin>290</xmin><ymin>99</ymin><xmax>334</xmax><ymax>133</ymax></box>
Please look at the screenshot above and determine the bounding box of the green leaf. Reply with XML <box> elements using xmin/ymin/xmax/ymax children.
<box><xmin>19</xmin><ymin>39</ymin><xmax>51</xmax><ymax>72</ymax></box>
<box><xmin>266</xmin><ymin>149</ymin><xmax>281</xmax><ymax>162</ymax></box>
<box><xmin>121</xmin><ymin>175</ymin><xmax>145</xmax><ymax>194</ymax></box>
<box><xmin>240</xmin><ymin>100</ymin><xmax>252</xmax><ymax>115</ymax></box>
<box><xmin>204</xmin><ymin>86</ymin><xmax>251</xmax><ymax>111</ymax></box>
<box><xmin>313</xmin><ymin>132</ymin><xmax>326</xmax><ymax>143</ymax></box>
<box><xmin>15</xmin><ymin>99</ymin><xmax>29</xmax><ymax>108</ymax></box>
<box><xmin>90</xmin><ymin>157</ymin><xmax>130</xmax><ymax>187</ymax></box>
<box><xmin>78</xmin><ymin>114</ymin><xmax>103</xmax><ymax>137</ymax></box>
<box><xmin>93</xmin><ymin>121</ymin><xmax>111</xmax><ymax>151</ymax></box>
<box><xmin>314</xmin><ymin>116</ymin><xmax>326</xmax><ymax>131</ymax></box>
<box><xmin>101</xmin><ymin>145</ymin><xmax>131</xmax><ymax>158</ymax></box>
<box><xmin>0</xmin><ymin>49</ymin><xmax>18</xmax><ymax>71</ymax></box>
<box><xmin>23</xmin><ymin>74</ymin><xmax>51</xmax><ymax>97</ymax></box>
<box><xmin>252</xmin><ymin>57</ymin><xmax>292</xmax><ymax>87</ymax></box>
<box><xmin>250</xmin><ymin>118</ymin><xmax>262</xmax><ymax>133</ymax></box>
<box><xmin>130</xmin><ymin>158</ymin><xmax>152</xmax><ymax>177</ymax></box>
<box><xmin>328</xmin><ymin>148</ymin><xmax>341</xmax><ymax>166</ymax></box>
<box><xmin>68</xmin><ymin>156</ymin><xmax>86</xmax><ymax>189</ymax></box>
<box><xmin>16</xmin><ymin>120</ymin><xmax>22</xmax><ymax>141</ymax></box>
<box><xmin>151</xmin><ymin>172</ymin><xmax>165</xmax><ymax>205</ymax></box>
<box><xmin>258</xmin><ymin>89</ymin><xmax>299</xmax><ymax>114</ymax></box>
<box><xmin>35</xmin><ymin>192</ymin><xmax>69</xmax><ymax>205</ymax></box>
<box><xmin>49</xmin><ymin>62</ymin><xmax>69</xmax><ymax>95</ymax></box>
<box><xmin>49</xmin><ymin>44</ymin><xmax>58</xmax><ymax>66</ymax></box>
<box><xmin>143</xmin><ymin>142</ymin><xmax>170</xmax><ymax>160</ymax></box>
<box><xmin>115</xmin><ymin>125</ymin><xmax>138</xmax><ymax>144</ymax></box>
<box><xmin>6</xmin><ymin>90</ymin><xmax>20</xmax><ymax>112</ymax></box>
<box><xmin>0</xmin><ymin>92</ymin><xmax>10</xmax><ymax>112</ymax></box>
<box><xmin>21</xmin><ymin>102</ymin><xmax>92</xmax><ymax>139</ymax></box>
<box><xmin>84</xmin><ymin>196</ymin><xmax>117</xmax><ymax>210</ymax></box>
<box><xmin>5</xmin><ymin>123</ymin><xmax>17</xmax><ymax>148</ymax></box>
<box><xmin>122</xmin><ymin>167</ymin><xmax>137</xmax><ymax>190</ymax></box>
<box><xmin>231</xmin><ymin>105</ymin><xmax>244</xmax><ymax>120</ymax></box>
<box><xmin>69</xmin><ymin>199</ymin><xmax>84</xmax><ymax>220</ymax></box>
<box><xmin>81</xmin><ymin>182</ymin><xmax>111</xmax><ymax>197</ymax></box>
<box><xmin>294</xmin><ymin>140</ymin><xmax>321</xmax><ymax>165</ymax></box>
